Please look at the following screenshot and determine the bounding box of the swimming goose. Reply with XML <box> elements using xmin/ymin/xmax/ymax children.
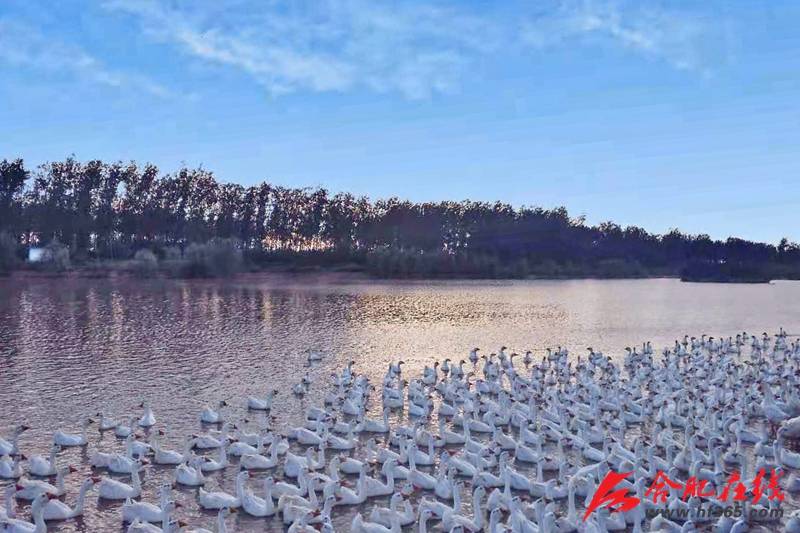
<box><xmin>240</xmin><ymin>440</ymin><xmax>280</xmax><ymax>470</ymax></box>
<box><xmin>360</xmin><ymin>463</ymin><xmax>394</xmax><ymax>497</ymax></box>
<box><xmin>781</xmin><ymin>415</ymin><xmax>800</xmax><ymax>438</ymax></box>
<box><xmin>286</xmin><ymin>510</ymin><xmax>319</xmax><ymax>533</ymax></box>
<box><xmin>334</xmin><ymin>470</ymin><xmax>368</xmax><ymax>505</ymax></box>
<box><xmin>197</xmin><ymin>473</ymin><xmax>243</xmax><ymax>510</ymax></box>
<box><xmin>28</xmin><ymin>445</ymin><xmax>60</xmax><ymax>476</ymax></box>
<box><xmin>776</xmin><ymin>435</ymin><xmax>800</xmax><ymax>469</ymax></box>
<box><xmin>351</xmin><ymin>511</ymin><xmax>401</xmax><ymax>533</ymax></box>
<box><xmin>247</xmin><ymin>390</ymin><xmax>277</xmax><ymax>411</ymax></box>
<box><xmin>180</xmin><ymin>507</ymin><xmax>233</xmax><ymax>533</ymax></box>
<box><xmin>442</xmin><ymin>485</ymin><xmax>486</xmax><ymax>531</ymax></box>
<box><xmin>174</xmin><ymin>456</ymin><xmax>205</xmax><ymax>487</ymax></box>
<box><xmin>15</xmin><ymin>466</ymin><xmax>73</xmax><ymax>499</ymax></box>
<box><xmin>278</xmin><ymin>484</ymin><xmax>321</xmax><ymax>524</ymax></box>
<box><xmin>199</xmin><ymin>441</ymin><xmax>229</xmax><ymax>472</ymax></box>
<box><xmin>53</xmin><ymin>418</ymin><xmax>92</xmax><ymax>447</ymax></box>
<box><xmin>114</xmin><ymin>416</ymin><xmax>136</xmax><ymax>439</ymax></box>
<box><xmin>108</xmin><ymin>454</ymin><xmax>146</xmax><ymax>476</ymax></box>
<box><xmin>358</xmin><ymin>408</ymin><xmax>391</xmax><ymax>433</ymax></box>
<box><xmin>420</xmin><ymin>480</ymin><xmax>461</xmax><ymax>519</ymax></box>
<box><xmin>152</xmin><ymin>434</ymin><xmax>191</xmax><ymax>466</ymax></box>
<box><xmin>98</xmin><ymin>464</ymin><xmax>143</xmax><ymax>500</ymax></box>
<box><xmin>0</xmin><ymin>455</ymin><xmax>24</xmax><ymax>479</ymax></box>
<box><xmin>114</xmin><ymin>417</ymin><xmax>137</xmax><ymax>439</ymax></box>
<box><xmin>192</xmin><ymin>423</ymin><xmax>234</xmax><ymax>449</ymax></box>
<box><xmin>96</xmin><ymin>413</ymin><xmax>120</xmax><ymax>432</ymax></box>
<box><xmin>407</xmin><ymin>453</ymin><xmax>436</xmax><ymax>490</ymax></box>
<box><xmin>200</xmin><ymin>401</ymin><xmax>228</xmax><ymax>424</ymax></box>
<box><xmin>42</xmin><ymin>477</ymin><xmax>98</xmax><ymax>521</ymax></box>
<box><xmin>369</xmin><ymin>493</ymin><xmax>415</xmax><ymax>528</ymax></box>
<box><xmin>240</xmin><ymin>475</ymin><xmax>277</xmax><ymax>517</ymax></box>
<box><xmin>288</xmin><ymin>426</ymin><xmax>326</xmax><ymax>446</ymax></box>
<box><xmin>272</xmin><ymin>470</ymin><xmax>309</xmax><ymax>499</ymax></box>
<box><xmin>122</xmin><ymin>484</ymin><xmax>175</xmax><ymax>523</ymax></box>
<box><xmin>125</xmin><ymin>505</ymin><xmax>178</xmax><ymax>533</ymax></box>
<box><xmin>0</xmin><ymin>426</ymin><xmax>29</xmax><ymax>456</ymax></box>
<box><xmin>0</xmin><ymin>486</ymin><xmax>16</xmax><ymax>520</ymax></box>
<box><xmin>1</xmin><ymin>493</ymin><xmax>48</xmax><ymax>533</ymax></box>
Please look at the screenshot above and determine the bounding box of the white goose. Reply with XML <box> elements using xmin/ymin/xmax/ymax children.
<box><xmin>351</xmin><ymin>511</ymin><xmax>401</xmax><ymax>533</ymax></box>
<box><xmin>247</xmin><ymin>390</ymin><xmax>277</xmax><ymax>411</ymax></box>
<box><xmin>96</xmin><ymin>413</ymin><xmax>120</xmax><ymax>432</ymax></box>
<box><xmin>138</xmin><ymin>402</ymin><xmax>156</xmax><ymax>428</ymax></box>
<box><xmin>200</xmin><ymin>401</ymin><xmax>228</xmax><ymax>424</ymax></box>
<box><xmin>1</xmin><ymin>493</ymin><xmax>48</xmax><ymax>533</ymax></box>
<box><xmin>0</xmin><ymin>426</ymin><xmax>29</xmax><ymax>456</ymax></box>
<box><xmin>152</xmin><ymin>434</ymin><xmax>191</xmax><ymax>466</ymax></box>
<box><xmin>114</xmin><ymin>418</ymin><xmax>135</xmax><ymax>439</ymax></box>
<box><xmin>53</xmin><ymin>418</ymin><xmax>92</xmax><ymax>447</ymax></box>
<box><xmin>0</xmin><ymin>485</ymin><xmax>16</xmax><ymax>520</ymax></box>
<box><xmin>174</xmin><ymin>456</ymin><xmax>205</xmax><ymax>487</ymax></box>
<box><xmin>122</xmin><ymin>484</ymin><xmax>175</xmax><ymax>523</ymax></box>
<box><xmin>408</xmin><ymin>453</ymin><xmax>437</xmax><ymax>490</ymax></box>
<box><xmin>199</xmin><ymin>441</ymin><xmax>229</xmax><ymax>472</ymax></box>
<box><xmin>98</xmin><ymin>464</ymin><xmax>143</xmax><ymax>500</ymax></box>
<box><xmin>442</xmin><ymin>485</ymin><xmax>487</xmax><ymax>531</ymax></box>
<box><xmin>0</xmin><ymin>455</ymin><xmax>24</xmax><ymax>480</ymax></box>
<box><xmin>42</xmin><ymin>477</ymin><xmax>98</xmax><ymax>521</ymax></box>
<box><xmin>198</xmin><ymin>471</ymin><xmax>246</xmax><ymax>511</ymax></box>
<box><xmin>15</xmin><ymin>466</ymin><xmax>73</xmax><ymax>499</ymax></box>
<box><xmin>240</xmin><ymin>440</ymin><xmax>280</xmax><ymax>470</ymax></box>
<box><xmin>28</xmin><ymin>445</ymin><xmax>60</xmax><ymax>477</ymax></box>
<box><xmin>125</xmin><ymin>504</ymin><xmax>177</xmax><ymax>533</ymax></box>
<box><xmin>239</xmin><ymin>475</ymin><xmax>276</xmax><ymax>517</ymax></box>
<box><xmin>180</xmin><ymin>507</ymin><xmax>233</xmax><ymax>533</ymax></box>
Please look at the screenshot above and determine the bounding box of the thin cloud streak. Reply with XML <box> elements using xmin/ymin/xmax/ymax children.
<box><xmin>2</xmin><ymin>1</ymin><xmax>730</xmax><ymax>100</ymax></box>
<box><xmin>102</xmin><ymin>0</ymin><xmax>496</xmax><ymax>99</ymax></box>
<box><xmin>0</xmin><ymin>18</ymin><xmax>172</xmax><ymax>97</ymax></box>
<box><xmin>520</xmin><ymin>0</ymin><xmax>718</xmax><ymax>73</ymax></box>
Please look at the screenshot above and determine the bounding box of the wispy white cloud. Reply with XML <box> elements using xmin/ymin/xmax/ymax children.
<box><xmin>1</xmin><ymin>1</ymin><xmax>727</xmax><ymax>101</ymax></box>
<box><xmin>102</xmin><ymin>0</ymin><xmax>499</xmax><ymax>99</ymax></box>
<box><xmin>520</xmin><ymin>0</ymin><xmax>718</xmax><ymax>73</ymax></box>
<box><xmin>0</xmin><ymin>18</ymin><xmax>172</xmax><ymax>97</ymax></box>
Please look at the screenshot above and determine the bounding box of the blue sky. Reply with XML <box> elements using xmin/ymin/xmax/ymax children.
<box><xmin>1</xmin><ymin>1</ymin><xmax>799</xmax><ymax>243</ymax></box>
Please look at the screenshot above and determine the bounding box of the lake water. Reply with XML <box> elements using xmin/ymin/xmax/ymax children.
<box><xmin>1</xmin><ymin>276</ymin><xmax>799</xmax><ymax>531</ymax></box>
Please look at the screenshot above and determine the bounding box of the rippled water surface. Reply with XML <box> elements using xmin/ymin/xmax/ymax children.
<box><xmin>1</xmin><ymin>276</ymin><xmax>799</xmax><ymax>531</ymax></box>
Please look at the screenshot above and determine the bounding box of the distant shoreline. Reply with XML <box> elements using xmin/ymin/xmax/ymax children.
<box><xmin>3</xmin><ymin>264</ymin><xmax>785</xmax><ymax>284</ymax></box>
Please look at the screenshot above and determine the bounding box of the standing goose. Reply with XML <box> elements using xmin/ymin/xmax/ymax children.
<box><xmin>138</xmin><ymin>402</ymin><xmax>156</xmax><ymax>428</ymax></box>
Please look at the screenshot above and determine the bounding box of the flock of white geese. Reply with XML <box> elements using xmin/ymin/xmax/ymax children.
<box><xmin>2</xmin><ymin>331</ymin><xmax>800</xmax><ymax>532</ymax></box>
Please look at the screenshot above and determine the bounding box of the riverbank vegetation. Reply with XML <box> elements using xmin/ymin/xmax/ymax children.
<box><xmin>1</xmin><ymin>157</ymin><xmax>799</xmax><ymax>280</ymax></box>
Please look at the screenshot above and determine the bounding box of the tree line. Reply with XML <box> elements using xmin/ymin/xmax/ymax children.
<box><xmin>1</xmin><ymin>157</ymin><xmax>798</xmax><ymax>279</ymax></box>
